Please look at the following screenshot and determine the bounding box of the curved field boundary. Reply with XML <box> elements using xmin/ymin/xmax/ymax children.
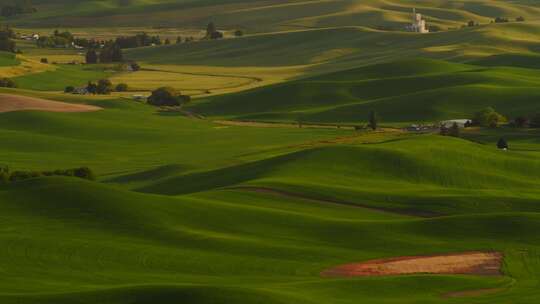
<box><xmin>0</xmin><ymin>94</ymin><xmax>101</xmax><ymax>113</ymax></box>
<box><xmin>321</xmin><ymin>251</ymin><xmax>503</xmax><ymax>277</ymax></box>
<box><xmin>229</xmin><ymin>186</ymin><xmax>435</xmax><ymax>217</ymax></box>
<box><xmin>141</xmin><ymin>68</ymin><xmax>263</xmax><ymax>91</ymax></box>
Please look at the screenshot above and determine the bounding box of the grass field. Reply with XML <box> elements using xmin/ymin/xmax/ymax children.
<box><xmin>183</xmin><ymin>58</ymin><xmax>540</xmax><ymax>124</ymax></box>
<box><xmin>2</xmin><ymin>0</ymin><xmax>540</xmax><ymax>31</ymax></box>
<box><xmin>0</xmin><ymin>51</ymin><xmax>19</xmax><ymax>67</ymax></box>
<box><xmin>3</xmin><ymin>1</ymin><xmax>540</xmax><ymax>303</ymax></box>
<box><xmin>1</xmin><ymin>98</ymin><xmax>540</xmax><ymax>302</ymax></box>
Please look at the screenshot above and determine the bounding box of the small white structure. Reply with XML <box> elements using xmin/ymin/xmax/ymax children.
<box><xmin>132</xmin><ymin>95</ymin><xmax>146</xmax><ymax>101</ymax></box>
<box><xmin>440</xmin><ymin>119</ymin><xmax>472</xmax><ymax>128</ymax></box>
<box><xmin>408</xmin><ymin>8</ymin><xmax>429</xmax><ymax>33</ymax></box>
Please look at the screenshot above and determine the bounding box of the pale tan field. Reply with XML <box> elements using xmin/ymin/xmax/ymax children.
<box><xmin>0</xmin><ymin>93</ymin><xmax>101</xmax><ymax>113</ymax></box>
<box><xmin>110</xmin><ymin>64</ymin><xmax>309</xmax><ymax>96</ymax></box>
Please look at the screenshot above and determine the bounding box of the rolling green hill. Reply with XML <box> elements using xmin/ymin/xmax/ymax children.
<box><xmin>0</xmin><ymin>51</ymin><xmax>19</xmax><ymax>67</ymax></box>
<box><xmin>184</xmin><ymin>58</ymin><xmax>540</xmax><ymax>124</ymax></box>
<box><xmin>3</xmin><ymin>1</ymin><xmax>540</xmax><ymax>303</ymax></box>
<box><xmin>1</xmin><ymin>84</ymin><xmax>540</xmax><ymax>304</ymax></box>
<box><xmin>2</xmin><ymin>0</ymin><xmax>540</xmax><ymax>31</ymax></box>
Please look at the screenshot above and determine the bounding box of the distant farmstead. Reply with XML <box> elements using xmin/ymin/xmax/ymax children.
<box><xmin>440</xmin><ymin>119</ymin><xmax>472</xmax><ymax>128</ymax></box>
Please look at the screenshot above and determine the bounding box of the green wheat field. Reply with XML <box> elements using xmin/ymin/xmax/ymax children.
<box><xmin>1</xmin><ymin>1</ymin><xmax>540</xmax><ymax>303</ymax></box>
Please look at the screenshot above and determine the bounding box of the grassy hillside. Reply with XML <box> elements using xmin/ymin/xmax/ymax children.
<box><xmin>1</xmin><ymin>86</ymin><xmax>540</xmax><ymax>303</ymax></box>
<box><xmin>137</xmin><ymin>135</ymin><xmax>540</xmax><ymax>216</ymax></box>
<box><xmin>2</xmin><ymin>0</ymin><xmax>540</xmax><ymax>31</ymax></box>
<box><xmin>183</xmin><ymin>58</ymin><xmax>540</xmax><ymax>124</ymax></box>
<box><xmin>123</xmin><ymin>21</ymin><xmax>540</xmax><ymax>97</ymax></box>
<box><xmin>1</xmin><ymin>166</ymin><xmax>540</xmax><ymax>303</ymax></box>
<box><xmin>0</xmin><ymin>51</ymin><xmax>19</xmax><ymax>66</ymax></box>
<box><xmin>3</xmin><ymin>1</ymin><xmax>540</xmax><ymax>303</ymax></box>
<box><xmin>0</xmin><ymin>89</ymin><xmax>346</xmax><ymax>174</ymax></box>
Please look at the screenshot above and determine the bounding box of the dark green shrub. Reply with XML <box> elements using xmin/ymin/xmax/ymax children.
<box><xmin>147</xmin><ymin>87</ymin><xmax>190</xmax><ymax>107</ymax></box>
<box><xmin>116</xmin><ymin>83</ymin><xmax>128</xmax><ymax>92</ymax></box>
<box><xmin>0</xmin><ymin>77</ymin><xmax>16</xmax><ymax>88</ymax></box>
<box><xmin>497</xmin><ymin>138</ymin><xmax>508</xmax><ymax>150</ymax></box>
<box><xmin>97</xmin><ymin>79</ymin><xmax>113</xmax><ymax>95</ymax></box>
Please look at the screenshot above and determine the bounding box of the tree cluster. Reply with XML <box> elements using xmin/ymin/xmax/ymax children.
<box><xmin>85</xmin><ymin>79</ymin><xmax>114</xmax><ymax>95</ymax></box>
<box><xmin>0</xmin><ymin>78</ymin><xmax>16</xmax><ymax>88</ymax></box>
<box><xmin>511</xmin><ymin>113</ymin><xmax>540</xmax><ymax>128</ymax></box>
<box><xmin>472</xmin><ymin>107</ymin><xmax>507</xmax><ymax>128</ymax></box>
<box><xmin>99</xmin><ymin>43</ymin><xmax>123</xmax><ymax>63</ymax></box>
<box><xmin>85</xmin><ymin>43</ymin><xmax>123</xmax><ymax>64</ymax></box>
<box><xmin>1</xmin><ymin>1</ymin><xmax>36</xmax><ymax>18</ymax></box>
<box><xmin>115</xmin><ymin>33</ymin><xmax>162</xmax><ymax>49</ymax></box>
<box><xmin>37</xmin><ymin>30</ymin><xmax>74</xmax><ymax>48</ymax></box>
<box><xmin>0</xmin><ymin>166</ymin><xmax>95</xmax><ymax>183</ymax></box>
<box><xmin>147</xmin><ymin>87</ymin><xmax>191</xmax><ymax>107</ymax></box>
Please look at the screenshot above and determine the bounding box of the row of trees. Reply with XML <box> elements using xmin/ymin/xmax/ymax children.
<box><xmin>511</xmin><ymin>114</ymin><xmax>540</xmax><ymax>128</ymax></box>
<box><xmin>470</xmin><ymin>107</ymin><xmax>540</xmax><ymax>129</ymax></box>
<box><xmin>467</xmin><ymin>16</ymin><xmax>525</xmax><ymax>28</ymax></box>
<box><xmin>65</xmin><ymin>79</ymin><xmax>128</xmax><ymax>95</ymax></box>
<box><xmin>1</xmin><ymin>0</ymin><xmax>36</xmax><ymax>18</ymax></box>
<box><xmin>115</xmin><ymin>32</ymin><xmax>164</xmax><ymax>49</ymax></box>
<box><xmin>85</xmin><ymin>43</ymin><xmax>123</xmax><ymax>64</ymax></box>
<box><xmin>0</xmin><ymin>166</ymin><xmax>95</xmax><ymax>183</ymax></box>
<box><xmin>36</xmin><ymin>30</ymin><xmax>74</xmax><ymax>48</ymax></box>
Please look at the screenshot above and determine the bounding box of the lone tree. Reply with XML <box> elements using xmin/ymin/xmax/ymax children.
<box><xmin>147</xmin><ymin>87</ymin><xmax>191</xmax><ymax>107</ymax></box>
<box><xmin>368</xmin><ymin>110</ymin><xmax>378</xmax><ymax>130</ymax></box>
<box><xmin>497</xmin><ymin>138</ymin><xmax>508</xmax><ymax>150</ymax></box>
<box><xmin>206</xmin><ymin>22</ymin><xmax>217</xmax><ymax>37</ymax></box>
<box><xmin>115</xmin><ymin>83</ymin><xmax>128</xmax><ymax>92</ymax></box>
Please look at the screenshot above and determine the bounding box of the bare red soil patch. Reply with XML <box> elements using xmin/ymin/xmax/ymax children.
<box><xmin>322</xmin><ymin>251</ymin><xmax>503</xmax><ymax>277</ymax></box>
<box><xmin>0</xmin><ymin>94</ymin><xmax>101</xmax><ymax>113</ymax></box>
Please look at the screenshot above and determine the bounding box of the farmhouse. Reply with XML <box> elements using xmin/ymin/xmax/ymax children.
<box><xmin>407</xmin><ymin>9</ymin><xmax>429</xmax><ymax>33</ymax></box>
<box><xmin>440</xmin><ymin>119</ymin><xmax>472</xmax><ymax>128</ymax></box>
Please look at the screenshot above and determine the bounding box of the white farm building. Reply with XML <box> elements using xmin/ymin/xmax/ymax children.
<box><xmin>408</xmin><ymin>8</ymin><xmax>429</xmax><ymax>33</ymax></box>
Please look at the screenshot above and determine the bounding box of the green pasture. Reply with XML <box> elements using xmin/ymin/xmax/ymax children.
<box><xmin>1</xmin><ymin>1</ymin><xmax>540</xmax><ymax>303</ymax></box>
<box><xmin>0</xmin><ymin>88</ymin><xmax>540</xmax><ymax>303</ymax></box>
<box><xmin>0</xmin><ymin>51</ymin><xmax>19</xmax><ymax>67</ymax></box>
<box><xmin>184</xmin><ymin>58</ymin><xmax>540</xmax><ymax>124</ymax></box>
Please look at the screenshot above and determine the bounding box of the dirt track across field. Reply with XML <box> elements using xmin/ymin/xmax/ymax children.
<box><xmin>322</xmin><ymin>251</ymin><xmax>503</xmax><ymax>277</ymax></box>
<box><xmin>0</xmin><ymin>94</ymin><xmax>101</xmax><ymax>113</ymax></box>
